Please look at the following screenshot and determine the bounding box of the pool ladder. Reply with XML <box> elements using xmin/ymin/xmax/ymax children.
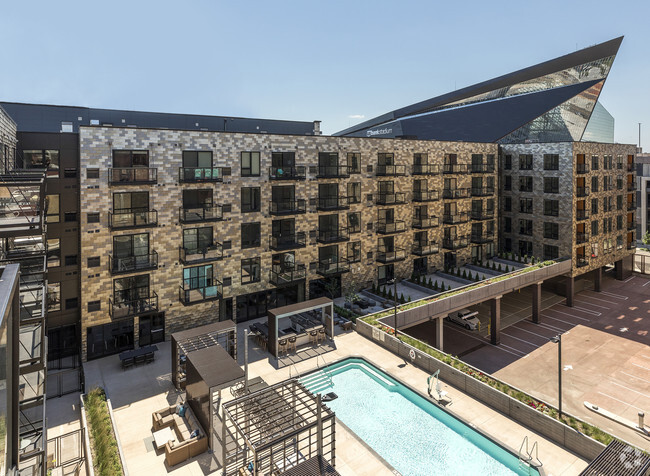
<box><xmin>518</xmin><ymin>436</ymin><xmax>543</xmax><ymax>474</ymax></box>
<box><xmin>316</xmin><ymin>355</ymin><xmax>333</xmax><ymax>387</ymax></box>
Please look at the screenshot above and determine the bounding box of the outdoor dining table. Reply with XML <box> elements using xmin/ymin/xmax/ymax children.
<box><xmin>119</xmin><ymin>344</ymin><xmax>158</xmax><ymax>361</ymax></box>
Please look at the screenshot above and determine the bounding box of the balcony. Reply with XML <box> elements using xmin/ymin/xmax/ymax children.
<box><xmin>576</xmin><ymin>163</ymin><xmax>589</xmax><ymax>174</ymax></box>
<box><xmin>269</xmin><ymin>166</ymin><xmax>306</xmax><ymax>181</ymax></box>
<box><xmin>269</xmin><ymin>232</ymin><xmax>307</xmax><ymax>250</ymax></box>
<box><xmin>412</xmin><ymin>164</ymin><xmax>440</xmax><ymax>175</ymax></box>
<box><xmin>470</xmin><ymin>209</ymin><xmax>494</xmax><ymax>221</ymax></box>
<box><xmin>443</xmin><ymin>164</ymin><xmax>468</xmax><ymax>174</ymax></box>
<box><xmin>443</xmin><ymin>211</ymin><xmax>470</xmax><ymax>224</ymax></box>
<box><xmin>627</xmin><ymin>200</ymin><xmax>637</xmax><ymax>210</ymax></box>
<box><xmin>109</xmin><ymin>209</ymin><xmax>158</xmax><ymax>229</ymax></box>
<box><xmin>178</xmin><ymin>167</ymin><xmax>223</xmax><ymax>183</ymax></box>
<box><xmin>627</xmin><ymin>241</ymin><xmax>636</xmax><ymax>250</ymax></box>
<box><xmin>316</xmin><ymin>196</ymin><xmax>349</xmax><ymax>211</ymax></box>
<box><xmin>471</xmin><ymin>231</ymin><xmax>495</xmax><ymax>244</ymax></box>
<box><xmin>442</xmin><ymin>188</ymin><xmax>470</xmax><ymax>199</ymax></box>
<box><xmin>270</xmin><ymin>264</ymin><xmax>306</xmax><ymax>286</ymax></box>
<box><xmin>442</xmin><ymin>236</ymin><xmax>469</xmax><ymax>250</ymax></box>
<box><xmin>109</xmin><ymin>251</ymin><xmax>158</xmax><ymax>275</ymax></box>
<box><xmin>376</xmin><ymin>164</ymin><xmax>407</xmax><ymax>176</ymax></box>
<box><xmin>576</xmin><ymin>232</ymin><xmax>590</xmax><ymax>244</ymax></box>
<box><xmin>316</xmin><ymin>165</ymin><xmax>350</xmax><ymax>179</ymax></box>
<box><xmin>376</xmin><ymin>248</ymin><xmax>407</xmax><ymax>263</ymax></box>
<box><xmin>376</xmin><ymin>220</ymin><xmax>406</xmax><ymax>234</ymax></box>
<box><xmin>577</xmin><ymin>257</ymin><xmax>589</xmax><ymax>268</ymax></box>
<box><xmin>471</xmin><ymin>187</ymin><xmax>494</xmax><ymax>197</ymax></box>
<box><xmin>627</xmin><ymin>221</ymin><xmax>635</xmax><ymax>231</ymax></box>
<box><xmin>317</xmin><ymin>257</ymin><xmax>350</xmax><ymax>276</ymax></box>
<box><xmin>179</xmin><ymin>280</ymin><xmax>222</xmax><ymax>305</ymax></box>
<box><xmin>179</xmin><ymin>204</ymin><xmax>223</xmax><ymax>223</ymax></box>
<box><xmin>411</xmin><ymin>241</ymin><xmax>439</xmax><ymax>256</ymax></box>
<box><xmin>108</xmin><ymin>167</ymin><xmax>157</xmax><ymax>185</ymax></box>
<box><xmin>109</xmin><ymin>292</ymin><xmax>158</xmax><ymax>319</ymax></box>
<box><xmin>412</xmin><ymin>190</ymin><xmax>439</xmax><ymax>202</ymax></box>
<box><xmin>412</xmin><ymin>215</ymin><xmax>439</xmax><ymax>229</ymax></box>
<box><xmin>576</xmin><ymin>209</ymin><xmax>589</xmax><ymax>221</ymax></box>
<box><xmin>627</xmin><ymin>182</ymin><xmax>636</xmax><ymax>192</ymax></box>
<box><xmin>317</xmin><ymin>227</ymin><xmax>349</xmax><ymax>243</ymax></box>
<box><xmin>627</xmin><ymin>163</ymin><xmax>635</xmax><ymax>172</ymax></box>
<box><xmin>376</xmin><ymin>192</ymin><xmax>406</xmax><ymax>205</ymax></box>
<box><xmin>179</xmin><ymin>243</ymin><xmax>223</xmax><ymax>264</ymax></box>
<box><xmin>470</xmin><ymin>163</ymin><xmax>495</xmax><ymax>173</ymax></box>
<box><xmin>269</xmin><ymin>199</ymin><xmax>306</xmax><ymax>215</ymax></box>
<box><xmin>576</xmin><ymin>186</ymin><xmax>590</xmax><ymax>197</ymax></box>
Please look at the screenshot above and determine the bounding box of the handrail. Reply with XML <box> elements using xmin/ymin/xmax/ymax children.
<box><xmin>289</xmin><ymin>364</ymin><xmax>300</xmax><ymax>380</ymax></box>
<box><xmin>316</xmin><ymin>355</ymin><xmax>332</xmax><ymax>386</ymax></box>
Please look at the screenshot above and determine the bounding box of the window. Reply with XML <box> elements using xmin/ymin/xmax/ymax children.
<box><xmin>348</xmin><ymin>212</ymin><xmax>361</xmax><ymax>233</ymax></box>
<box><xmin>182</xmin><ymin>150</ymin><xmax>212</xmax><ymax>168</ymax></box>
<box><xmin>591</xmin><ymin>198</ymin><xmax>598</xmax><ymax>215</ymax></box>
<box><xmin>617</xmin><ymin>195</ymin><xmax>623</xmax><ymax>210</ymax></box>
<box><xmin>603</xmin><ymin>196</ymin><xmax>612</xmax><ymax>212</ymax></box>
<box><xmin>591</xmin><ymin>155</ymin><xmax>599</xmax><ymax>171</ymax></box>
<box><xmin>616</xmin><ymin>235</ymin><xmax>623</xmax><ymax>250</ymax></box>
<box><xmin>591</xmin><ymin>176</ymin><xmax>599</xmax><ymax>193</ymax></box>
<box><xmin>504</xmin><ymin>197</ymin><xmax>512</xmax><ymax>212</ymax></box>
<box><xmin>47</xmin><ymin>282</ymin><xmax>61</xmax><ymax>312</ymax></box>
<box><xmin>519</xmin><ymin>198</ymin><xmax>533</xmax><ymax>214</ymax></box>
<box><xmin>543</xmin><ymin>199</ymin><xmax>558</xmax><ymax>216</ymax></box>
<box><xmin>348</xmin><ymin>182</ymin><xmax>361</xmax><ymax>204</ymax></box>
<box><xmin>88</xmin><ymin>257</ymin><xmax>100</xmax><ymax>267</ymax></box>
<box><xmin>543</xmin><ymin>222</ymin><xmax>559</xmax><ymax>239</ymax></box>
<box><xmin>241</xmin><ymin>151</ymin><xmax>260</xmax><ymax>176</ymax></box>
<box><xmin>616</xmin><ymin>175</ymin><xmax>623</xmax><ymax>190</ymax></box>
<box><xmin>183</xmin><ymin>227</ymin><xmax>213</xmax><ymax>251</ymax></box>
<box><xmin>113</xmin><ymin>150</ymin><xmax>149</xmax><ymax>167</ymax></box>
<box><xmin>504</xmin><ymin>155</ymin><xmax>512</xmax><ymax>170</ymax></box>
<box><xmin>47</xmin><ymin>239</ymin><xmax>60</xmax><ymax>267</ymax></box>
<box><xmin>591</xmin><ymin>243</ymin><xmax>599</xmax><ymax>258</ymax></box>
<box><xmin>604</xmin><ymin>155</ymin><xmax>613</xmax><ymax>170</ymax></box>
<box><xmin>113</xmin><ymin>191</ymin><xmax>149</xmax><ymax>211</ymax></box>
<box><xmin>544</xmin><ymin>177</ymin><xmax>559</xmax><ymax>194</ymax></box>
<box><xmin>543</xmin><ymin>154</ymin><xmax>559</xmax><ymax>170</ymax></box>
<box><xmin>504</xmin><ymin>175</ymin><xmax>512</xmax><ymax>191</ymax></box>
<box><xmin>113</xmin><ymin>274</ymin><xmax>150</xmax><ymax>304</ymax></box>
<box><xmin>504</xmin><ymin>217</ymin><xmax>512</xmax><ymax>233</ymax></box>
<box><xmin>519</xmin><ymin>176</ymin><xmax>533</xmax><ymax>192</ymax></box>
<box><xmin>65</xmin><ymin>297</ymin><xmax>78</xmax><ymax>310</ymax></box>
<box><xmin>88</xmin><ymin>301</ymin><xmax>101</xmax><ymax>312</ymax></box>
<box><xmin>241</xmin><ymin>258</ymin><xmax>261</xmax><ymax>284</ymax></box>
<box><xmin>183</xmin><ymin>264</ymin><xmax>214</xmax><ymax>290</ymax></box>
<box><xmin>87</xmin><ymin>212</ymin><xmax>100</xmax><ymax>224</ymax></box>
<box><xmin>46</xmin><ymin>194</ymin><xmax>60</xmax><ymax>223</ymax></box>
<box><xmin>23</xmin><ymin>149</ymin><xmax>60</xmax><ymax>177</ymax></box>
<box><xmin>64</xmin><ymin>212</ymin><xmax>77</xmax><ymax>222</ymax></box>
<box><xmin>241</xmin><ymin>223</ymin><xmax>261</xmax><ymax>248</ymax></box>
<box><xmin>347</xmin><ymin>153</ymin><xmax>361</xmax><ymax>174</ymax></box>
<box><xmin>518</xmin><ymin>240</ymin><xmax>533</xmax><ymax>256</ymax></box>
<box><xmin>519</xmin><ymin>154</ymin><xmax>533</xmax><ymax>170</ymax></box>
<box><xmin>64</xmin><ymin>168</ymin><xmax>77</xmax><ymax>178</ymax></box>
<box><xmin>87</xmin><ymin>168</ymin><xmax>100</xmax><ymax>179</ymax></box>
<box><xmin>348</xmin><ymin>241</ymin><xmax>361</xmax><ymax>263</ymax></box>
<box><xmin>591</xmin><ymin>220</ymin><xmax>599</xmax><ymax>236</ymax></box>
<box><xmin>519</xmin><ymin>219</ymin><xmax>533</xmax><ymax>236</ymax></box>
<box><xmin>543</xmin><ymin>245</ymin><xmax>559</xmax><ymax>260</ymax></box>
<box><xmin>65</xmin><ymin>255</ymin><xmax>78</xmax><ymax>266</ymax></box>
<box><xmin>603</xmin><ymin>217</ymin><xmax>613</xmax><ymax>233</ymax></box>
<box><xmin>241</xmin><ymin>187</ymin><xmax>261</xmax><ymax>213</ymax></box>
<box><xmin>617</xmin><ymin>214</ymin><xmax>623</xmax><ymax>231</ymax></box>
<box><xmin>504</xmin><ymin>238</ymin><xmax>512</xmax><ymax>252</ymax></box>
<box><xmin>113</xmin><ymin>233</ymin><xmax>150</xmax><ymax>265</ymax></box>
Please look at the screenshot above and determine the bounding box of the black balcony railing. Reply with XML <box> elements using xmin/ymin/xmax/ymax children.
<box><xmin>317</xmin><ymin>227</ymin><xmax>349</xmax><ymax>243</ymax></box>
<box><xmin>627</xmin><ymin>182</ymin><xmax>636</xmax><ymax>191</ymax></box>
<box><xmin>412</xmin><ymin>164</ymin><xmax>440</xmax><ymax>175</ymax></box>
<box><xmin>412</xmin><ymin>216</ymin><xmax>439</xmax><ymax>229</ymax></box>
<box><xmin>270</xmin><ymin>264</ymin><xmax>306</xmax><ymax>286</ymax></box>
<box><xmin>576</xmin><ymin>232</ymin><xmax>590</xmax><ymax>244</ymax></box>
<box><xmin>412</xmin><ymin>190</ymin><xmax>439</xmax><ymax>202</ymax></box>
<box><xmin>269</xmin><ymin>199</ymin><xmax>306</xmax><ymax>215</ymax></box>
<box><xmin>109</xmin><ymin>292</ymin><xmax>158</xmax><ymax>319</ymax></box>
<box><xmin>627</xmin><ymin>163</ymin><xmax>635</xmax><ymax>172</ymax></box>
<box><xmin>179</xmin><ymin>243</ymin><xmax>223</xmax><ymax>263</ymax></box>
<box><xmin>443</xmin><ymin>164</ymin><xmax>468</xmax><ymax>174</ymax></box>
<box><xmin>376</xmin><ymin>248</ymin><xmax>407</xmax><ymax>263</ymax></box>
<box><xmin>576</xmin><ymin>186</ymin><xmax>590</xmax><ymax>197</ymax></box>
<box><xmin>316</xmin><ymin>165</ymin><xmax>350</xmax><ymax>178</ymax></box>
<box><xmin>179</xmin><ymin>280</ymin><xmax>222</xmax><ymax>305</ymax></box>
<box><xmin>108</xmin><ymin>209</ymin><xmax>158</xmax><ymax>229</ymax></box>
<box><xmin>627</xmin><ymin>200</ymin><xmax>637</xmax><ymax>210</ymax></box>
<box><xmin>376</xmin><ymin>164</ymin><xmax>407</xmax><ymax>176</ymax></box>
<box><xmin>316</xmin><ymin>196</ymin><xmax>350</xmax><ymax>210</ymax></box>
<box><xmin>376</xmin><ymin>220</ymin><xmax>406</xmax><ymax>234</ymax></box>
<box><xmin>443</xmin><ymin>211</ymin><xmax>470</xmax><ymax>224</ymax></box>
<box><xmin>376</xmin><ymin>192</ymin><xmax>406</xmax><ymax>205</ymax></box>
<box><xmin>269</xmin><ymin>166</ymin><xmax>306</xmax><ymax>180</ymax></box>
<box><xmin>442</xmin><ymin>188</ymin><xmax>470</xmax><ymax>199</ymax></box>
<box><xmin>108</xmin><ymin>167</ymin><xmax>157</xmax><ymax>185</ymax></box>
<box><xmin>471</xmin><ymin>187</ymin><xmax>494</xmax><ymax>197</ymax></box>
<box><xmin>470</xmin><ymin>163</ymin><xmax>495</xmax><ymax>173</ymax></box>
<box><xmin>269</xmin><ymin>232</ymin><xmax>307</xmax><ymax>250</ymax></box>
<box><xmin>442</xmin><ymin>236</ymin><xmax>469</xmax><ymax>250</ymax></box>
<box><xmin>627</xmin><ymin>221</ymin><xmax>635</xmax><ymax>231</ymax></box>
<box><xmin>576</xmin><ymin>163</ymin><xmax>589</xmax><ymax>174</ymax></box>
<box><xmin>471</xmin><ymin>232</ymin><xmax>495</xmax><ymax>244</ymax></box>
<box><xmin>411</xmin><ymin>241</ymin><xmax>439</xmax><ymax>256</ymax></box>
<box><xmin>627</xmin><ymin>241</ymin><xmax>636</xmax><ymax>250</ymax></box>
<box><xmin>317</xmin><ymin>257</ymin><xmax>350</xmax><ymax>276</ymax></box>
<box><xmin>577</xmin><ymin>257</ymin><xmax>589</xmax><ymax>267</ymax></box>
<box><xmin>576</xmin><ymin>209</ymin><xmax>589</xmax><ymax>221</ymax></box>
<box><xmin>178</xmin><ymin>167</ymin><xmax>224</xmax><ymax>183</ymax></box>
<box><xmin>179</xmin><ymin>204</ymin><xmax>223</xmax><ymax>223</ymax></box>
<box><xmin>470</xmin><ymin>209</ymin><xmax>495</xmax><ymax>221</ymax></box>
<box><xmin>110</xmin><ymin>251</ymin><xmax>158</xmax><ymax>274</ymax></box>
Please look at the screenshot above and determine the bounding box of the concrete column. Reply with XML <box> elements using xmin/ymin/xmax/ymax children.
<box><xmin>490</xmin><ymin>296</ymin><xmax>501</xmax><ymax>345</ymax></box>
<box><xmin>531</xmin><ymin>282</ymin><xmax>542</xmax><ymax>324</ymax></box>
<box><xmin>435</xmin><ymin>316</ymin><xmax>444</xmax><ymax>353</ymax></box>
<box><xmin>594</xmin><ymin>266</ymin><xmax>602</xmax><ymax>292</ymax></box>
<box><xmin>565</xmin><ymin>276</ymin><xmax>574</xmax><ymax>307</ymax></box>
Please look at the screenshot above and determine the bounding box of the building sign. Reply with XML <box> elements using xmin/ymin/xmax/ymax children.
<box><xmin>366</xmin><ymin>128</ymin><xmax>393</xmax><ymax>137</ymax></box>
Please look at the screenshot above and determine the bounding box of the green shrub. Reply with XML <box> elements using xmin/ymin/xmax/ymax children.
<box><xmin>498</xmin><ymin>263</ymin><xmax>502</xmax><ymax>272</ymax></box>
<box><xmin>462</xmin><ymin>269</ymin><xmax>467</xmax><ymax>279</ymax></box>
<box><xmin>433</xmin><ymin>280</ymin><xmax>438</xmax><ymax>291</ymax></box>
<box><xmin>427</xmin><ymin>277</ymin><xmax>433</xmax><ymax>288</ymax></box>
<box><xmin>85</xmin><ymin>387</ymin><xmax>124</xmax><ymax>476</ymax></box>
<box><xmin>387</xmin><ymin>288</ymin><xmax>393</xmax><ymax>300</ymax></box>
<box><xmin>482</xmin><ymin>275</ymin><xmax>486</xmax><ymax>280</ymax></box>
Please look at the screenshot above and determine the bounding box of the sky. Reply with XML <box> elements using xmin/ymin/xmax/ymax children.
<box><xmin>2</xmin><ymin>0</ymin><xmax>650</xmax><ymax>145</ymax></box>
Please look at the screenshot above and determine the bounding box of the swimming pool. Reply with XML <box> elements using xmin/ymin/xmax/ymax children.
<box><xmin>300</xmin><ymin>358</ymin><xmax>539</xmax><ymax>476</ymax></box>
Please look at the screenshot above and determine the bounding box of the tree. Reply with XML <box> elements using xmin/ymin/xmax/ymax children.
<box><xmin>344</xmin><ymin>286</ymin><xmax>360</xmax><ymax>306</ymax></box>
<box><xmin>433</xmin><ymin>280</ymin><xmax>438</xmax><ymax>291</ymax></box>
<box><xmin>323</xmin><ymin>278</ymin><xmax>340</xmax><ymax>299</ymax></box>
<box><xmin>643</xmin><ymin>231</ymin><xmax>650</xmax><ymax>245</ymax></box>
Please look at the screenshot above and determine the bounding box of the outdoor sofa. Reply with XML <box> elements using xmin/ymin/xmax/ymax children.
<box><xmin>152</xmin><ymin>404</ymin><xmax>208</xmax><ymax>466</ymax></box>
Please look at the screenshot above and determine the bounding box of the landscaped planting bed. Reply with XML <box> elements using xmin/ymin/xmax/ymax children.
<box><xmin>84</xmin><ymin>387</ymin><xmax>124</xmax><ymax>476</ymax></box>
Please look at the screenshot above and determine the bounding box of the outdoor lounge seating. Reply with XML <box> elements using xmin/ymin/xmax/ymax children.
<box><xmin>152</xmin><ymin>404</ymin><xmax>208</xmax><ymax>466</ymax></box>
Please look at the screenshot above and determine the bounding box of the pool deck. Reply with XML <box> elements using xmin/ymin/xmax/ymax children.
<box><xmin>82</xmin><ymin>321</ymin><xmax>588</xmax><ymax>475</ymax></box>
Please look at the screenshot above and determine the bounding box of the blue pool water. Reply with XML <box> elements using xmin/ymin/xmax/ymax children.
<box><xmin>300</xmin><ymin>358</ymin><xmax>538</xmax><ymax>476</ymax></box>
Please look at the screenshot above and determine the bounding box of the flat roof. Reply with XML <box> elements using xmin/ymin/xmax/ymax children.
<box><xmin>268</xmin><ymin>297</ymin><xmax>332</xmax><ymax>319</ymax></box>
<box><xmin>186</xmin><ymin>344</ymin><xmax>244</xmax><ymax>390</ymax></box>
<box><xmin>171</xmin><ymin>319</ymin><xmax>236</xmax><ymax>343</ymax></box>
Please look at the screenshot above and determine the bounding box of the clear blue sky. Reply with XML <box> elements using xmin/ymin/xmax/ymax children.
<box><xmin>3</xmin><ymin>0</ymin><xmax>649</xmax><ymax>145</ymax></box>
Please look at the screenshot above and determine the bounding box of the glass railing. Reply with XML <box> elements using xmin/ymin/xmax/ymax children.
<box><xmin>412</xmin><ymin>190</ymin><xmax>439</xmax><ymax>202</ymax></box>
<box><xmin>442</xmin><ymin>164</ymin><xmax>468</xmax><ymax>174</ymax></box>
<box><xmin>109</xmin><ymin>209</ymin><xmax>158</xmax><ymax>229</ymax></box>
<box><xmin>108</xmin><ymin>167</ymin><xmax>157</xmax><ymax>184</ymax></box>
<box><xmin>412</xmin><ymin>216</ymin><xmax>439</xmax><ymax>229</ymax></box>
<box><xmin>470</xmin><ymin>232</ymin><xmax>495</xmax><ymax>244</ymax></box>
<box><xmin>317</xmin><ymin>227</ymin><xmax>349</xmax><ymax>243</ymax></box>
<box><xmin>376</xmin><ymin>220</ymin><xmax>406</xmax><ymax>234</ymax></box>
<box><xmin>269</xmin><ymin>232</ymin><xmax>307</xmax><ymax>250</ymax></box>
<box><xmin>179</xmin><ymin>280</ymin><xmax>222</xmax><ymax>305</ymax></box>
<box><xmin>269</xmin><ymin>199</ymin><xmax>306</xmax><ymax>215</ymax></box>
<box><xmin>110</xmin><ymin>251</ymin><xmax>158</xmax><ymax>274</ymax></box>
<box><xmin>316</xmin><ymin>165</ymin><xmax>350</xmax><ymax>178</ymax></box>
<box><xmin>317</xmin><ymin>257</ymin><xmax>350</xmax><ymax>275</ymax></box>
<box><xmin>376</xmin><ymin>164</ymin><xmax>407</xmax><ymax>176</ymax></box>
<box><xmin>269</xmin><ymin>264</ymin><xmax>306</xmax><ymax>286</ymax></box>
<box><xmin>316</xmin><ymin>196</ymin><xmax>350</xmax><ymax>210</ymax></box>
<box><xmin>442</xmin><ymin>212</ymin><xmax>470</xmax><ymax>224</ymax></box>
<box><xmin>412</xmin><ymin>164</ymin><xmax>440</xmax><ymax>175</ymax></box>
<box><xmin>178</xmin><ymin>167</ymin><xmax>224</xmax><ymax>182</ymax></box>
<box><xmin>179</xmin><ymin>243</ymin><xmax>223</xmax><ymax>263</ymax></box>
<box><xmin>442</xmin><ymin>236</ymin><xmax>470</xmax><ymax>249</ymax></box>
<box><xmin>442</xmin><ymin>188</ymin><xmax>470</xmax><ymax>199</ymax></box>
<box><xmin>376</xmin><ymin>192</ymin><xmax>406</xmax><ymax>205</ymax></box>
<box><xmin>179</xmin><ymin>205</ymin><xmax>223</xmax><ymax>223</ymax></box>
<box><xmin>269</xmin><ymin>166</ymin><xmax>306</xmax><ymax>180</ymax></box>
<box><xmin>376</xmin><ymin>248</ymin><xmax>407</xmax><ymax>263</ymax></box>
<box><xmin>109</xmin><ymin>292</ymin><xmax>158</xmax><ymax>319</ymax></box>
<box><xmin>471</xmin><ymin>187</ymin><xmax>494</xmax><ymax>197</ymax></box>
<box><xmin>411</xmin><ymin>241</ymin><xmax>439</xmax><ymax>256</ymax></box>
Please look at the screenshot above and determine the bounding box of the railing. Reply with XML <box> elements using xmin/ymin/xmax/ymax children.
<box><xmin>442</xmin><ymin>236</ymin><xmax>469</xmax><ymax>250</ymax></box>
<box><xmin>179</xmin><ymin>243</ymin><xmax>223</xmax><ymax>263</ymax></box>
<box><xmin>470</xmin><ymin>163</ymin><xmax>495</xmax><ymax>173</ymax></box>
<box><xmin>627</xmin><ymin>182</ymin><xmax>636</xmax><ymax>191</ymax></box>
<box><xmin>269</xmin><ymin>264</ymin><xmax>306</xmax><ymax>286</ymax></box>
<box><xmin>442</xmin><ymin>188</ymin><xmax>470</xmax><ymax>199</ymax></box>
<box><xmin>269</xmin><ymin>199</ymin><xmax>306</xmax><ymax>215</ymax></box>
<box><xmin>109</xmin><ymin>208</ymin><xmax>157</xmax><ymax>229</ymax></box>
<box><xmin>317</xmin><ymin>257</ymin><xmax>350</xmax><ymax>275</ymax></box>
<box><xmin>317</xmin><ymin>227</ymin><xmax>349</xmax><ymax>243</ymax></box>
<box><xmin>470</xmin><ymin>209</ymin><xmax>495</xmax><ymax>220</ymax></box>
<box><xmin>179</xmin><ymin>204</ymin><xmax>223</xmax><ymax>223</ymax></box>
<box><xmin>412</xmin><ymin>164</ymin><xmax>440</xmax><ymax>175</ymax></box>
<box><xmin>576</xmin><ymin>163</ymin><xmax>589</xmax><ymax>174</ymax></box>
<box><xmin>576</xmin><ymin>257</ymin><xmax>589</xmax><ymax>267</ymax></box>
<box><xmin>376</xmin><ymin>192</ymin><xmax>406</xmax><ymax>205</ymax></box>
<box><xmin>316</xmin><ymin>165</ymin><xmax>350</xmax><ymax>178</ymax></box>
<box><xmin>576</xmin><ymin>186</ymin><xmax>590</xmax><ymax>197</ymax></box>
<box><xmin>471</xmin><ymin>186</ymin><xmax>494</xmax><ymax>196</ymax></box>
<box><xmin>576</xmin><ymin>232</ymin><xmax>590</xmax><ymax>244</ymax></box>
<box><xmin>443</xmin><ymin>164</ymin><xmax>468</xmax><ymax>174</ymax></box>
<box><xmin>627</xmin><ymin>200</ymin><xmax>637</xmax><ymax>210</ymax></box>
<box><xmin>627</xmin><ymin>221</ymin><xmax>635</xmax><ymax>231</ymax></box>
<box><xmin>376</xmin><ymin>248</ymin><xmax>407</xmax><ymax>263</ymax></box>
<box><xmin>178</xmin><ymin>167</ymin><xmax>223</xmax><ymax>182</ymax></box>
<box><xmin>412</xmin><ymin>215</ymin><xmax>439</xmax><ymax>229</ymax></box>
<box><xmin>412</xmin><ymin>190</ymin><xmax>439</xmax><ymax>202</ymax></box>
<box><xmin>443</xmin><ymin>211</ymin><xmax>470</xmax><ymax>224</ymax></box>
<box><xmin>269</xmin><ymin>166</ymin><xmax>306</xmax><ymax>180</ymax></box>
<box><xmin>179</xmin><ymin>280</ymin><xmax>222</xmax><ymax>305</ymax></box>
<box><xmin>316</xmin><ymin>196</ymin><xmax>350</xmax><ymax>210</ymax></box>
<box><xmin>412</xmin><ymin>241</ymin><xmax>439</xmax><ymax>256</ymax></box>
<box><xmin>627</xmin><ymin>163</ymin><xmax>635</xmax><ymax>172</ymax></box>
<box><xmin>109</xmin><ymin>292</ymin><xmax>158</xmax><ymax>319</ymax></box>
<box><xmin>471</xmin><ymin>232</ymin><xmax>495</xmax><ymax>244</ymax></box>
<box><xmin>376</xmin><ymin>220</ymin><xmax>406</xmax><ymax>234</ymax></box>
<box><xmin>108</xmin><ymin>167</ymin><xmax>157</xmax><ymax>184</ymax></box>
<box><xmin>576</xmin><ymin>209</ymin><xmax>589</xmax><ymax>221</ymax></box>
<box><xmin>109</xmin><ymin>251</ymin><xmax>158</xmax><ymax>274</ymax></box>
<box><xmin>269</xmin><ymin>232</ymin><xmax>307</xmax><ymax>250</ymax></box>
<box><xmin>376</xmin><ymin>164</ymin><xmax>407</xmax><ymax>176</ymax></box>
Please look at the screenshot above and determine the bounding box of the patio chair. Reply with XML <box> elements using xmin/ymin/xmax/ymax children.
<box><xmin>122</xmin><ymin>357</ymin><xmax>134</xmax><ymax>370</ymax></box>
<box><xmin>287</xmin><ymin>336</ymin><xmax>296</xmax><ymax>353</ymax></box>
<box><xmin>134</xmin><ymin>354</ymin><xmax>146</xmax><ymax>366</ymax></box>
<box><xmin>144</xmin><ymin>352</ymin><xmax>155</xmax><ymax>363</ymax></box>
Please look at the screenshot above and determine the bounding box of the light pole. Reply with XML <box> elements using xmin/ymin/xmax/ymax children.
<box><xmin>550</xmin><ymin>334</ymin><xmax>562</xmax><ymax>415</ymax></box>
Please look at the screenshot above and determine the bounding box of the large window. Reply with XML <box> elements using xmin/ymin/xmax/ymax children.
<box><xmin>544</xmin><ymin>177</ymin><xmax>559</xmax><ymax>194</ymax></box>
<box><xmin>519</xmin><ymin>198</ymin><xmax>533</xmax><ymax>214</ymax></box>
<box><xmin>591</xmin><ymin>198</ymin><xmax>598</xmax><ymax>214</ymax></box>
<box><xmin>241</xmin><ymin>151</ymin><xmax>260</xmax><ymax>176</ymax></box>
<box><xmin>348</xmin><ymin>212</ymin><xmax>361</xmax><ymax>234</ymax></box>
<box><xmin>183</xmin><ymin>264</ymin><xmax>214</xmax><ymax>290</ymax></box>
<box><xmin>47</xmin><ymin>282</ymin><xmax>61</xmax><ymax>312</ymax></box>
<box><xmin>504</xmin><ymin>175</ymin><xmax>512</xmax><ymax>191</ymax></box>
<box><xmin>113</xmin><ymin>233</ymin><xmax>149</xmax><ymax>259</ymax></box>
<box><xmin>543</xmin><ymin>222</ymin><xmax>559</xmax><ymax>239</ymax></box>
<box><xmin>519</xmin><ymin>154</ymin><xmax>533</xmax><ymax>170</ymax></box>
<box><xmin>504</xmin><ymin>155</ymin><xmax>512</xmax><ymax>170</ymax></box>
<box><xmin>113</xmin><ymin>150</ymin><xmax>149</xmax><ymax>167</ymax></box>
<box><xmin>348</xmin><ymin>182</ymin><xmax>361</xmax><ymax>204</ymax></box>
<box><xmin>347</xmin><ymin>153</ymin><xmax>361</xmax><ymax>174</ymax></box>
<box><xmin>347</xmin><ymin>241</ymin><xmax>361</xmax><ymax>263</ymax></box>
<box><xmin>543</xmin><ymin>154</ymin><xmax>559</xmax><ymax>170</ymax></box>
<box><xmin>241</xmin><ymin>258</ymin><xmax>261</xmax><ymax>284</ymax></box>
<box><xmin>47</xmin><ymin>238</ymin><xmax>60</xmax><ymax>267</ymax></box>
<box><xmin>113</xmin><ymin>274</ymin><xmax>150</xmax><ymax>304</ymax></box>
<box><xmin>241</xmin><ymin>187</ymin><xmax>261</xmax><ymax>213</ymax></box>
<box><xmin>23</xmin><ymin>149</ymin><xmax>60</xmax><ymax>177</ymax></box>
<box><xmin>182</xmin><ymin>151</ymin><xmax>212</xmax><ymax>167</ymax></box>
<box><xmin>46</xmin><ymin>194</ymin><xmax>60</xmax><ymax>223</ymax></box>
<box><xmin>519</xmin><ymin>219</ymin><xmax>533</xmax><ymax>236</ymax></box>
<box><xmin>183</xmin><ymin>227</ymin><xmax>213</xmax><ymax>251</ymax></box>
<box><xmin>591</xmin><ymin>155</ymin><xmax>599</xmax><ymax>171</ymax></box>
<box><xmin>543</xmin><ymin>245</ymin><xmax>559</xmax><ymax>260</ymax></box>
<box><xmin>519</xmin><ymin>176</ymin><xmax>533</xmax><ymax>192</ymax></box>
<box><xmin>113</xmin><ymin>191</ymin><xmax>148</xmax><ymax>211</ymax></box>
<box><xmin>543</xmin><ymin>199</ymin><xmax>558</xmax><ymax>216</ymax></box>
<box><xmin>591</xmin><ymin>176</ymin><xmax>599</xmax><ymax>193</ymax></box>
<box><xmin>241</xmin><ymin>222</ymin><xmax>261</xmax><ymax>249</ymax></box>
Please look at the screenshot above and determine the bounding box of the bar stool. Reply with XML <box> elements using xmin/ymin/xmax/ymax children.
<box><xmin>317</xmin><ymin>328</ymin><xmax>325</xmax><ymax>344</ymax></box>
<box><xmin>288</xmin><ymin>336</ymin><xmax>297</xmax><ymax>353</ymax></box>
<box><xmin>278</xmin><ymin>339</ymin><xmax>288</xmax><ymax>356</ymax></box>
<box><xmin>309</xmin><ymin>330</ymin><xmax>318</xmax><ymax>346</ymax></box>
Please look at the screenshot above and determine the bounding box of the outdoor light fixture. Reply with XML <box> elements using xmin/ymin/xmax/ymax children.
<box><xmin>550</xmin><ymin>334</ymin><xmax>562</xmax><ymax>415</ymax></box>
